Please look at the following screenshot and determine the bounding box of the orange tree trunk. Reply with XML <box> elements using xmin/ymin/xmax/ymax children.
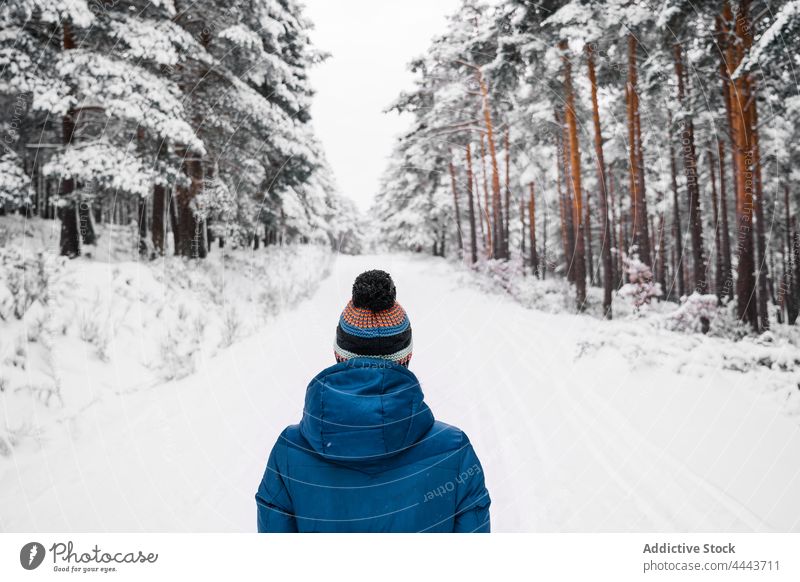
<box><xmin>555</xmin><ymin>107</ymin><xmax>575</xmax><ymax>283</ymax></box>
<box><xmin>477</xmin><ymin>69</ymin><xmax>505</xmax><ymax>260</ymax></box>
<box><xmin>561</xmin><ymin>40</ymin><xmax>587</xmax><ymax>309</ymax></box>
<box><xmin>587</xmin><ymin>45</ymin><xmax>613</xmax><ymax>317</ymax></box>
<box><xmin>479</xmin><ymin>134</ymin><xmax>493</xmax><ymax>255</ymax></box>
<box><xmin>725</xmin><ymin>0</ymin><xmax>758</xmax><ymax>330</ymax></box>
<box><xmin>625</xmin><ymin>34</ymin><xmax>651</xmax><ymax>266</ymax></box>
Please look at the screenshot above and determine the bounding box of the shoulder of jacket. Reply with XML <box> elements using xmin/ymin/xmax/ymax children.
<box><xmin>280</xmin><ymin>424</ymin><xmax>321</xmax><ymax>458</ymax></box>
<box><xmin>280</xmin><ymin>424</ymin><xmax>304</xmax><ymax>446</ymax></box>
<box><xmin>422</xmin><ymin>420</ymin><xmax>471</xmax><ymax>453</ymax></box>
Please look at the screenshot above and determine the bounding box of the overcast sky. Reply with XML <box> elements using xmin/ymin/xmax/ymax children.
<box><xmin>302</xmin><ymin>0</ymin><xmax>462</xmax><ymax>211</ymax></box>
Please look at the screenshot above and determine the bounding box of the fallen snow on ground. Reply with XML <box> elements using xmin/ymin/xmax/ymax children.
<box><xmin>0</xmin><ymin>216</ymin><xmax>332</xmax><ymax>458</ymax></box>
<box><xmin>1</xmin><ymin>242</ymin><xmax>799</xmax><ymax>532</ymax></box>
<box><xmin>457</xmin><ymin>256</ymin><xmax>800</xmax><ymax>415</ymax></box>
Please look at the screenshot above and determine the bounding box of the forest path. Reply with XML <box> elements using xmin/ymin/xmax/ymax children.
<box><xmin>2</xmin><ymin>253</ymin><xmax>799</xmax><ymax>531</ymax></box>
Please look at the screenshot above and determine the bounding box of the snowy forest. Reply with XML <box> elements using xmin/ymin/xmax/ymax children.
<box><xmin>0</xmin><ymin>0</ymin><xmax>360</xmax><ymax>256</ymax></box>
<box><xmin>373</xmin><ymin>0</ymin><xmax>800</xmax><ymax>332</ymax></box>
<box><xmin>1</xmin><ymin>0</ymin><xmax>799</xmax><ymax>534</ymax></box>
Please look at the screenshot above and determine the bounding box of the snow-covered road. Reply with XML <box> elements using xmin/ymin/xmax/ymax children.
<box><xmin>2</xmin><ymin>253</ymin><xmax>799</xmax><ymax>531</ymax></box>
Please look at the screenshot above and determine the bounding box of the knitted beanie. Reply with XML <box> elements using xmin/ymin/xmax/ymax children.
<box><xmin>334</xmin><ymin>270</ymin><xmax>412</xmax><ymax>367</ymax></box>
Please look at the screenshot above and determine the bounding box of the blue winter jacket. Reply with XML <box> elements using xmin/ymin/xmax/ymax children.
<box><xmin>255</xmin><ymin>358</ymin><xmax>490</xmax><ymax>532</ymax></box>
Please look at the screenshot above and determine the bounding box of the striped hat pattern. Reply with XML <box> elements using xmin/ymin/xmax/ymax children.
<box><xmin>334</xmin><ymin>271</ymin><xmax>412</xmax><ymax>366</ymax></box>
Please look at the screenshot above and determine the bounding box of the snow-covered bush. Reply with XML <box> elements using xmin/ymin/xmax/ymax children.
<box><xmin>78</xmin><ymin>307</ymin><xmax>110</xmax><ymax>361</ymax></box>
<box><xmin>157</xmin><ymin>307</ymin><xmax>205</xmax><ymax>381</ymax></box>
<box><xmin>475</xmin><ymin>257</ymin><xmax>525</xmax><ymax>293</ymax></box>
<box><xmin>220</xmin><ymin>307</ymin><xmax>241</xmax><ymax>348</ymax></box>
<box><xmin>0</xmin><ymin>248</ymin><xmax>65</xmax><ymax>320</ymax></box>
<box><xmin>617</xmin><ymin>254</ymin><xmax>662</xmax><ymax>313</ymax></box>
<box><xmin>666</xmin><ymin>293</ymin><xmax>719</xmax><ymax>334</ymax></box>
<box><xmin>706</xmin><ymin>301</ymin><xmax>755</xmax><ymax>341</ymax></box>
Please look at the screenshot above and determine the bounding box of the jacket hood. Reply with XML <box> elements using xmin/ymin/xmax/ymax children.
<box><xmin>299</xmin><ymin>358</ymin><xmax>435</xmax><ymax>464</ymax></box>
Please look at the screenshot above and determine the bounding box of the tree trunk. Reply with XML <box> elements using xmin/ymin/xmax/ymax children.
<box><xmin>542</xmin><ymin>193</ymin><xmax>548</xmax><ymax>280</ymax></box>
<box><xmin>529</xmin><ymin>182</ymin><xmax>539</xmax><ymax>278</ymax></box>
<box><xmin>625</xmin><ymin>34</ymin><xmax>651</xmax><ymax>265</ymax></box>
<box><xmin>793</xmin><ymin>230</ymin><xmax>800</xmax><ymax>325</ymax></box>
<box><xmin>78</xmin><ymin>197</ymin><xmax>96</xmax><ymax>246</ymax></box>
<box><xmin>718</xmin><ymin>139</ymin><xmax>734</xmax><ymax>300</ymax></box>
<box><xmin>716</xmin><ymin>13</ymin><xmax>737</xmax><ymax>303</ymax></box>
<box><xmin>674</xmin><ymin>43</ymin><xmax>707</xmax><ymax>294</ymax></box>
<box><xmin>504</xmin><ymin>126</ymin><xmax>511</xmax><ymax>259</ymax></box>
<box><xmin>169</xmin><ymin>186</ymin><xmax>179</xmax><ymax>253</ymax></box>
<box><xmin>476</xmin><ymin>68</ymin><xmax>505</xmax><ymax>260</ymax></box>
<box><xmin>474</xmin><ymin>165</ymin><xmax>485</xmax><ymax>249</ymax></box>
<box><xmin>556</xmin><ymin>161</ymin><xmax>571</xmax><ymax>282</ymax></box>
<box><xmin>174</xmin><ymin>153</ymin><xmax>206</xmax><ymax>259</ymax></box>
<box><xmin>724</xmin><ymin>0</ymin><xmax>758</xmax><ymax>331</ymax></box>
<box><xmin>520</xmin><ymin>188</ymin><xmax>526</xmax><ymax>260</ymax></box>
<box><xmin>587</xmin><ymin>45</ymin><xmax>613</xmax><ymax>317</ymax></box>
<box><xmin>58</xmin><ymin>186</ymin><xmax>80</xmax><ymax>259</ymax></box>
<box><xmin>479</xmin><ymin>134</ymin><xmax>492</xmax><ymax>256</ymax></box>
<box><xmin>556</xmin><ymin>107</ymin><xmax>576</xmax><ymax>283</ymax></box>
<box><xmin>561</xmin><ymin>40</ymin><xmax>587</xmax><ymax>310</ymax></box>
<box><xmin>656</xmin><ymin>198</ymin><xmax>667</xmax><ymax>300</ymax></box>
<box><xmin>448</xmin><ymin>154</ymin><xmax>464</xmax><ymax>255</ymax></box>
<box><xmin>782</xmin><ymin>184</ymin><xmax>798</xmax><ymax>324</ymax></box>
<box><xmin>584</xmin><ymin>186</ymin><xmax>594</xmax><ymax>285</ymax></box>
<box><xmin>751</xmin><ymin>104</ymin><xmax>769</xmax><ymax>330</ymax></box>
<box><xmin>668</xmin><ymin>110</ymin><xmax>686</xmax><ymax>299</ymax></box>
<box><xmin>137</xmin><ymin>195</ymin><xmax>148</xmax><ymax>258</ymax></box>
<box><xmin>465</xmin><ymin>143</ymin><xmax>478</xmax><ymax>264</ymax></box>
<box><xmin>152</xmin><ymin>182</ymin><xmax>166</xmax><ymax>255</ymax></box>
<box><xmin>708</xmin><ymin>149</ymin><xmax>724</xmax><ymax>300</ymax></box>
<box><xmin>58</xmin><ymin>22</ymin><xmax>80</xmax><ymax>258</ymax></box>
<box><xmin>609</xmin><ymin>172</ymin><xmax>624</xmax><ymax>288</ymax></box>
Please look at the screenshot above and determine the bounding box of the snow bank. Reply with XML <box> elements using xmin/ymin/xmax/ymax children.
<box><xmin>447</xmin><ymin>254</ymin><xmax>800</xmax><ymax>419</ymax></box>
<box><xmin>0</xmin><ymin>215</ymin><xmax>333</xmax><ymax>458</ymax></box>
